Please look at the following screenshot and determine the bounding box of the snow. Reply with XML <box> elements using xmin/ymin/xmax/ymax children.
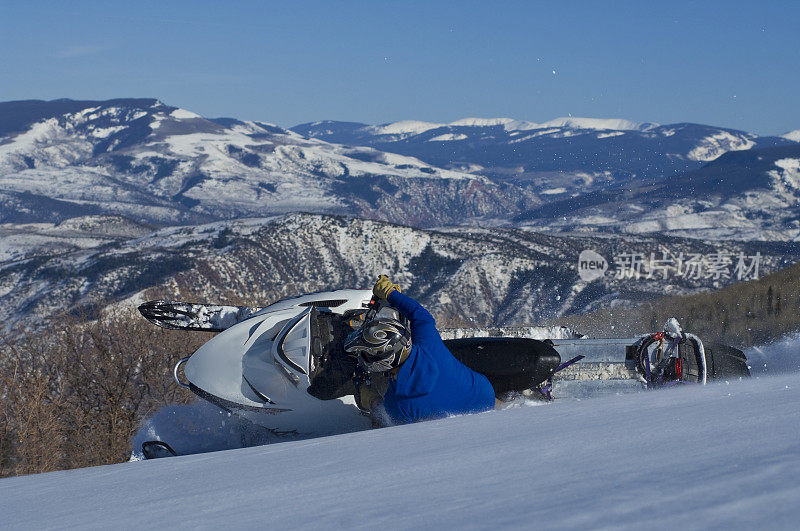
<box><xmin>170</xmin><ymin>108</ymin><xmax>203</xmax><ymax>120</ymax></box>
<box><xmin>687</xmin><ymin>131</ymin><xmax>755</xmax><ymax>162</ymax></box>
<box><xmin>597</xmin><ymin>131</ymin><xmax>625</xmax><ymax>139</ymax></box>
<box><xmin>130</xmin><ymin>402</ymin><xmax>286</xmax><ymax>457</ymax></box>
<box><xmin>534</xmin><ymin>117</ymin><xmax>656</xmax><ymax>131</ymax></box>
<box><xmin>745</xmin><ymin>332</ymin><xmax>800</xmax><ymax>375</ymax></box>
<box><xmin>449</xmin><ymin>117</ymin><xmax>515</xmax><ymax>127</ymax></box>
<box><xmin>624</xmin><ymin>211</ymin><xmax>733</xmax><ymax>233</ymax></box>
<box><xmin>469</xmin><ymin>117</ymin><xmax>658</xmax><ymax>133</ymax></box>
<box><xmin>89</xmin><ymin>125</ymin><xmax>125</xmax><ymax>139</ymax></box>
<box><xmin>0</xmin><ymin>119</ymin><xmax>80</xmax><ymax>166</ymax></box>
<box><xmin>781</xmin><ymin>130</ymin><xmax>800</xmax><ymax>142</ymax></box>
<box><xmin>439</xmin><ymin>326</ymin><xmax>582</xmax><ymax>340</ymax></box>
<box><xmin>774</xmin><ymin>158</ymin><xmax>800</xmax><ymax>173</ymax></box>
<box><xmin>768</xmin><ymin>158</ymin><xmax>800</xmax><ymax>200</ymax></box>
<box><xmin>509</xmin><ymin>130</ymin><xmax>559</xmax><ymax>143</ymax></box>
<box><xmin>1</xmin><ymin>366</ymin><xmax>799</xmax><ymax>529</ymax></box>
<box><xmin>0</xmin><ymin>227</ymin><xmax>109</xmax><ymax>262</ymax></box>
<box><xmin>428</xmin><ymin>133</ymin><xmax>468</xmax><ymax>142</ymax></box>
<box><xmin>365</xmin><ymin>116</ymin><xmax>656</xmax><ymax>139</ymax></box>
<box><xmin>369</xmin><ymin>120</ymin><xmax>444</xmax><ymax>136</ymax></box>
<box><xmin>501</xmin><ymin>119</ymin><xmax>542</xmax><ymax>131</ymax></box>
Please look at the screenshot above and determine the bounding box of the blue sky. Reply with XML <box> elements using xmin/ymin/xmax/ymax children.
<box><xmin>1</xmin><ymin>1</ymin><xmax>798</xmax><ymax>134</ymax></box>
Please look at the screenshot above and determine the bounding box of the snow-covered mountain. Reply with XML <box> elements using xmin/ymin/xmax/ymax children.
<box><xmin>3</xmin><ymin>99</ymin><xmax>798</xmax><ymax>239</ymax></box>
<box><xmin>348</xmin><ymin>116</ymin><xmax>657</xmax><ymax>138</ymax></box>
<box><xmin>289</xmin><ymin>116</ymin><xmax>800</xmax><ymax>240</ymax></box>
<box><xmin>0</xmin><ymin>99</ymin><xmax>527</xmax><ymax>227</ymax></box>
<box><xmin>516</xmin><ymin>144</ymin><xmax>800</xmax><ymax>241</ymax></box>
<box><xmin>2</xmin><ymin>213</ymin><xmax>795</xmax><ymax>333</ymax></box>
<box><xmin>291</xmin><ymin>116</ymin><xmax>791</xmax><ymax>189</ymax></box>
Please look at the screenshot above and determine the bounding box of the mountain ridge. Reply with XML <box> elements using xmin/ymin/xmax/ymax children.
<box><xmin>0</xmin><ymin>98</ymin><xmax>527</xmax><ymax>227</ymax></box>
<box><xmin>3</xmin><ymin>212</ymin><xmax>797</xmax><ymax>333</ymax></box>
<box><xmin>1</xmin><ymin>98</ymin><xmax>799</xmax><ymax>242</ymax></box>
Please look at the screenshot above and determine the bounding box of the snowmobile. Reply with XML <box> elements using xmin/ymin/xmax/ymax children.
<box><xmin>137</xmin><ymin>289</ymin><xmax>750</xmax><ymax>457</ymax></box>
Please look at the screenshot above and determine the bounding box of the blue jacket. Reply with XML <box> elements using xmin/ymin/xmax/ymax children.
<box><xmin>382</xmin><ymin>291</ymin><xmax>496</xmax><ymax>424</ymax></box>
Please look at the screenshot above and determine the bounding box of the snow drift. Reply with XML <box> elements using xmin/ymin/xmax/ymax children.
<box><xmin>0</xmin><ymin>336</ymin><xmax>798</xmax><ymax>529</ymax></box>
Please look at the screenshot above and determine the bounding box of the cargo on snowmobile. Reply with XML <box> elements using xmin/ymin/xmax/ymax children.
<box><xmin>138</xmin><ymin>289</ymin><xmax>750</xmax><ymax>442</ymax></box>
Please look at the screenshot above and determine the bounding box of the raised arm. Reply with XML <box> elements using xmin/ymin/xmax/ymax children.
<box><xmin>387</xmin><ymin>291</ymin><xmax>439</xmax><ymax>343</ymax></box>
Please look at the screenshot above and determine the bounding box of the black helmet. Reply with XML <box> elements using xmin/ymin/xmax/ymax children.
<box><xmin>344</xmin><ymin>316</ymin><xmax>412</xmax><ymax>372</ymax></box>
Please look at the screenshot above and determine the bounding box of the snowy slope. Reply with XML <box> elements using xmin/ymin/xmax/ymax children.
<box><xmin>0</xmin><ymin>215</ymin><xmax>151</xmax><ymax>262</ymax></box>
<box><xmin>362</xmin><ymin>116</ymin><xmax>657</xmax><ymax>137</ymax></box>
<box><xmin>515</xmin><ymin>143</ymin><xmax>800</xmax><ymax>241</ymax></box>
<box><xmin>782</xmin><ymin>130</ymin><xmax>800</xmax><ymax>142</ymax></box>
<box><xmin>1</xmin><ymin>370</ymin><xmax>798</xmax><ymax>529</ymax></box>
<box><xmin>3</xmin><ymin>213</ymin><xmax>794</xmax><ymax>333</ymax></box>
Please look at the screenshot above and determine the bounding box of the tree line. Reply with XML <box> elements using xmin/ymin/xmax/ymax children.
<box><xmin>556</xmin><ymin>260</ymin><xmax>800</xmax><ymax>348</ymax></box>
<box><xmin>0</xmin><ymin>308</ymin><xmax>206</xmax><ymax>477</ymax></box>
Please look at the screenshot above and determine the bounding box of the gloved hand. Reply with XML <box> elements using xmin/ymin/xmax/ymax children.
<box><xmin>373</xmin><ymin>274</ymin><xmax>401</xmax><ymax>300</ymax></box>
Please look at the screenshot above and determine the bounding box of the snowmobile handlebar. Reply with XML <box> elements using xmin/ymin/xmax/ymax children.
<box><xmin>364</xmin><ymin>296</ymin><xmax>388</xmax><ymax>321</ymax></box>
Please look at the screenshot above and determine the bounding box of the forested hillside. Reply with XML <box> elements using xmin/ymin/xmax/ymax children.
<box><xmin>557</xmin><ymin>260</ymin><xmax>800</xmax><ymax>348</ymax></box>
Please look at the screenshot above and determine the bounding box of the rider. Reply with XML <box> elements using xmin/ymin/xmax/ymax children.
<box><xmin>345</xmin><ymin>275</ymin><xmax>496</xmax><ymax>424</ymax></box>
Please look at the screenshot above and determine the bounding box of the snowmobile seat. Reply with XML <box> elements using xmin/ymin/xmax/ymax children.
<box><xmin>443</xmin><ymin>337</ymin><xmax>562</xmax><ymax>396</ymax></box>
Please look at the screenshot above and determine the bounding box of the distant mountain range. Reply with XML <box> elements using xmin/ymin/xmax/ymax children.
<box><xmin>0</xmin><ymin>99</ymin><xmax>525</xmax><ymax>227</ymax></box>
<box><xmin>1</xmin><ymin>98</ymin><xmax>799</xmax><ymax>241</ymax></box>
<box><xmin>291</xmin><ymin>117</ymin><xmax>788</xmax><ymax>183</ymax></box>
<box><xmin>515</xmin><ymin>143</ymin><xmax>800</xmax><ymax>240</ymax></box>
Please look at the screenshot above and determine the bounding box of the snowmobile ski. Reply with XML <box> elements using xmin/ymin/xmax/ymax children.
<box><xmin>138</xmin><ymin>300</ymin><xmax>264</xmax><ymax>332</ymax></box>
<box><xmin>138</xmin><ymin>291</ymin><xmax>377</xmax><ymax>332</ymax></box>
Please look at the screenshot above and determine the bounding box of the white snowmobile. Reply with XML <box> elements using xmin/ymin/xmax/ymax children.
<box><xmin>138</xmin><ymin>289</ymin><xmax>750</xmax><ymax>458</ymax></box>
